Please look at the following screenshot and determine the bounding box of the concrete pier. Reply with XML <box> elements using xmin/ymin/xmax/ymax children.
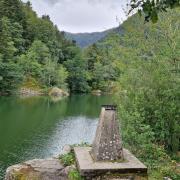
<box><xmin>74</xmin><ymin>105</ymin><xmax>148</xmax><ymax>179</ymax></box>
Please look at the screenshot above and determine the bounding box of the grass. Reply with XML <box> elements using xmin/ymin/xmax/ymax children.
<box><xmin>59</xmin><ymin>152</ymin><xmax>76</xmax><ymax>166</ymax></box>
<box><xmin>59</xmin><ymin>146</ymin><xmax>84</xmax><ymax>180</ymax></box>
<box><xmin>146</xmin><ymin>157</ymin><xmax>180</xmax><ymax>180</ymax></box>
<box><xmin>58</xmin><ymin>143</ymin><xmax>91</xmax><ymax>180</ymax></box>
<box><xmin>68</xmin><ymin>169</ymin><xmax>84</xmax><ymax>180</ymax></box>
<box><xmin>59</xmin><ymin>142</ymin><xmax>90</xmax><ymax>166</ymax></box>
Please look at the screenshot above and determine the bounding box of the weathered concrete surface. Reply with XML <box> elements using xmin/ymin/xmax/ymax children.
<box><xmin>5</xmin><ymin>158</ymin><xmax>71</xmax><ymax>180</ymax></box>
<box><xmin>91</xmin><ymin>106</ymin><xmax>123</xmax><ymax>161</ymax></box>
<box><xmin>74</xmin><ymin>147</ymin><xmax>147</xmax><ymax>178</ymax></box>
<box><xmin>92</xmin><ymin>175</ymin><xmax>147</xmax><ymax>180</ymax></box>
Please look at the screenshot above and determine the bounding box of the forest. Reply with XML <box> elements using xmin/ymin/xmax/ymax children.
<box><xmin>0</xmin><ymin>0</ymin><xmax>179</xmax><ymax>179</ymax></box>
<box><xmin>0</xmin><ymin>0</ymin><xmax>88</xmax><ymax>94</ymax></box>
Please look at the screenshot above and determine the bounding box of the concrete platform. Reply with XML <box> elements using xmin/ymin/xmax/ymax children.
<box><xmin>74</xmin><ymin>147</ymin><xmax>147</xmax><ymax>177</ymax></box>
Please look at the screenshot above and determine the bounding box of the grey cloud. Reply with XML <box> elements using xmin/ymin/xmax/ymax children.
<box><xmin>44</xmin><ymin>0</ymin><xmax>59</xmax><ymax>5</ymax></box>
<box><xmin>22</xmin><ymin>0</ymin><xmax>127</xmax><ymax>33</ymax></box>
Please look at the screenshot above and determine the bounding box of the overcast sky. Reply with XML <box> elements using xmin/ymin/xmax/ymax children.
<box><xmin>22</xmin><ymin>0</ymin><xmax>128</xmax><ymax>33</ymax></box>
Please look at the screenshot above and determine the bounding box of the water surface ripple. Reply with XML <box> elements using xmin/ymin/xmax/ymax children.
<box><xmin>0</xmin><ymin>95</ymin><xmax>114</xmax><ymax>179</ymax></box>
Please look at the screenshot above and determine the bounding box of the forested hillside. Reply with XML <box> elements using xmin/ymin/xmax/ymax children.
<box><xmin>84</xmin><ymin>8</ymin><xmax>180</xmax><ymax>179</ymax></box>
<box><xmin>0</xmin><ymin>0</ymin><xmax>123</xmax><ymax>95</ymax></box>
<box><xmin>65</xmin><ymin>26</ymin><xmax>123</xmax><ymax>48</ymax></box>
<box><xmin>0</xmin><ymin>0</ymin><xmax>89</xmax><ymax>94</ymax></box>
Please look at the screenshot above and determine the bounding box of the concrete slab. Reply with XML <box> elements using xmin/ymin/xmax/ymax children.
<box><xmin>74</xmin><ymin>147</ymin><xmax>147</xmax><ymax>177</ymax></box>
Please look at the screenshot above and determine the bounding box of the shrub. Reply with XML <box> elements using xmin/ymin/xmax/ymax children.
<box><xmin>59</xmin><ymin>152</ymin><xmax>75</xmax><ymax>166</ymax></box>
<box><xmin>68</xmin><ymin>169</ymin><xmax>84</xmax><ymax>180</ymax></box>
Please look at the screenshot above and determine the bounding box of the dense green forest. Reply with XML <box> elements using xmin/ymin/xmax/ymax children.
<box><xmin>0</xmin><ymin>0</ymin><xmax>179</xmax><ymax>179</ymax></box>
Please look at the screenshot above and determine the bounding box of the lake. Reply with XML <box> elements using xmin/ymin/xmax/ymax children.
<box><xmin>0</xmin><ymin>95</ymin><xmax>114</xmax><ymax>179</ymax></box>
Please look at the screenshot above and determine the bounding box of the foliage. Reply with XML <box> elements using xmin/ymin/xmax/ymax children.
<box><xmin>68</xmin><ymin>169</ymin><xmax>84</xmax><ymax>180</ymax></box>
<box><xmin>21</xmin><ymin>77</ymin><xmax>41</xmax><ymax>90</ymax></box>
<box><xmin>83</xmin><ymin>33</ymin><xmax>121</xmax><ymax>92</ymax></box>
<box><xmin>129</xmin><ymin>0</ymin><xmax>180</xmax><ymax>23</ymax></box>
<box><xmin>59</xmin><ymin>152</ymin><xmax>75</xmax><ymax>166</ymax></box>
<box><xmin>118</xmin><ymin>8</ymin><xmax>180</xmax><ymax>153</ymax></box>
<box><xmin>0</xmin><ymin>0</ymin><xmax>96</xmax><ymax>94</ymax></box>
<box><xmin>113</xmin><ymin>8</ymin><xmax>180</xmax><ymax>179</ymax></box>
<box><xmin>0</xmin><ymin>17</ymin><xmax>17</xmax><ymax>61</ymax></box>
<box><xmin>64</xmin><ymin>46</ymin><xmax>90</xmax><ymax>93</ymax></box>
<box><xmin>0</xmin><ymin>62</ymin><xmax>23</xmax><ymax>94</ymax></box>
<box><xmin>0</xmin><ymin>0</ymin><xmax>26</xmax><ymax>24</ymax></box>
<box><xmin>85</xmin><ymin>7</ymin><xmax>180</xmax><ymax>179</ymax></box>
<box><xmin>0</xmin><ymin>0</ymin><xmax>77</xmax><ymax>94</ymax></box>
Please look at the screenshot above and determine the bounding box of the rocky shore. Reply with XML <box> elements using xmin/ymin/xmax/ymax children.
<box><xmin>5</xmin><ymin>145</ymin><xmax>74</xmax><ymax>180</ymax></box>
<box><xmin>18</xmin><ymin>87</ymin><xmax>69</xmax><ymax>98</ymax></box>
<box><xmin>19</xmin><ymin>88</ymin><xmax>44</xmax><ymax>96</ymax></box>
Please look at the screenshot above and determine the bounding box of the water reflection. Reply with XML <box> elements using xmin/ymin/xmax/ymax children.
<box><xmin>0</xmin><ymin>95</ymin><xmax>114</xmax><ymax>178</ymax></box>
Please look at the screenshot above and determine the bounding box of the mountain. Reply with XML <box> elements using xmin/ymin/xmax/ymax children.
<box><xmin>65</xmin><ymin>26</ymin><xmax>123</xmax><ymax>48</ymax></box>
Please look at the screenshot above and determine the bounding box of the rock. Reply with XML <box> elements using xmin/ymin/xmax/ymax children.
<box><xmin>49</xmin><ymin>87</ymin><xmax>69</xmax><ymax>97</ymax></box>
<box><xmin>5</xmin><ymin>145</ymin><xmax>74</xmax><ymax>180</ymax></box>
<box><xmin>163</xmin><ymin>177</ymin><xmax>172</xmax><ymax>180</ymax></box>
<box><xmin>92</xmin><ymin>90</ymin><xmax>102</xmax><ymax>96</ymax></box>
<box><xmin>62</xmin><ymin>145</ymin><xmax>72</xmax><ymax>155</ymax></box>
<box><xmin>19</xmin><ymin>88</ymin><xmax>43</xmax><ymax>96</ymax></box>
<box><xmin>60</xmin><ymin>165</ymin><xmax>76</xmax><ymax>179</ymax></box>
<box><xmin>5</xmin><ymin>158</ymin><xmax>66</xmax><ymax>180</ymax></box>
<box><xmin>50</xmin><ymin>96</ymin><xmax>64</xmax><ymax>103</ymax></box>
<box><xmin>53</xmin><ymin>145</ymin><xmax>72</xmax><ymax>159</ymax></box>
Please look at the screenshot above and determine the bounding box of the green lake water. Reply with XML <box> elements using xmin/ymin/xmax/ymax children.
<box><xmin>0</xmin><ymin>95</ymin><xmax>114</xmax><ymax>179</ymax></box>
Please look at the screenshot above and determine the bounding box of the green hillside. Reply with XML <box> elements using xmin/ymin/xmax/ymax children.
<box><xmin>0</xmin><ymin>0</ymin><xmax>89</xmax><ymax>94</ymax></box>
<box><xmin>65</xmin><ymin>26</ymin><xmax>123</xmax><ymax>48</ymax></box>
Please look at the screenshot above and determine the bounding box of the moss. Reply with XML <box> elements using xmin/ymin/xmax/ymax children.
<box><xmin>13</xmin><ymin>172</ymin><xmax>26</xmax><ymax>180</ymax></box>
<box><xmin>12</xmin><ymin>169</ymin><xmax>40</xmax><ymax>180</ymax></box>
